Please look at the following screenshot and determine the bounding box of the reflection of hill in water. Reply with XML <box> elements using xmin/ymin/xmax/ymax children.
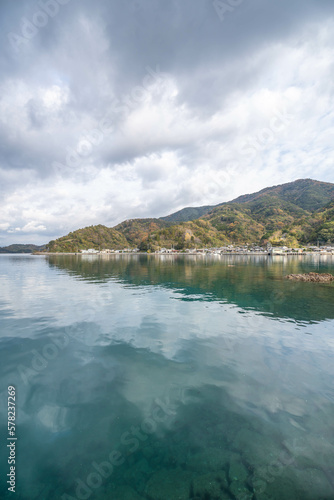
<box><xmin>47</xmin><ymin>254</ymin><xmax>334</xmax><ymax>322</ymax></box>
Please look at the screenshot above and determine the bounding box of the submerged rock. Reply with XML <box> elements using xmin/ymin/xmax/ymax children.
<box><xmin>293</xmin><ymin>467</ymin><xmax>334</xmax><ymax>499</ymax></box>
<box><xmin>251</xmin><ymin>472</ymin><xmax>298</xmax><ymax>500</ymax></box>
<box><xmin>229</xmin><ymin>480</ymin><xmax>253</xmax><ymax>500</ymax></box>
<box><xmin>285</xmin><ymin>272</ymin><xmax>334</xmax><ymax>282</ymax></box>
<box><xmin>233</xmin><ymin>428</ymin><xmax>277</xmax><ymax>467</ymax></box>
<box><xmin>107</xmin><ymin>485</ymin><xmax>145</xmax><ymax>500</ymax></box>
<box><xmin>251</xmin><ymin>465</ymin><xmax>334</xmax><ymax>500</ymax></box>
<box><xmin>229</xmin><ymin>457</ymin><xmax>249</xmax><ymax>483</ymax></box>
<box><xmin>228</xmin><ymin>457</ymin><xmax>252</xmax><ymax>500</ymax></box>
<box><xmin>192</xmin><ymin>472</ymin><xmax>230</xmax><ymax>499</ymax></box>
<box><xmin>123</xmin><ymin>458</ymin><xmax>153</xmax><ymax>493</ymax></box>
<box><xmin>145</xmin><ymin>468</ymin><xmax>193</xmax><ymax>500</ymax></box>
<box><xmin>284</xmin><ymin>434</ymin><xmax>334</xmax><ymax>471</ymax></box>
<box><xmin>252</xmin><ymin>466</ymin><xmax>334</xmax><ymax>500</ymax></box>
<box><xmin>186</xmin><ymin>447</ymin><xmax>231</xmax><ymax>472</ymax></box>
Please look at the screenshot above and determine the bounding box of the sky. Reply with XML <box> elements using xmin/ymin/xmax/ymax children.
<box><xmin>0</xmin><ymin>0</ymin><xmax>334</xmax><ymax>245</ymax></box>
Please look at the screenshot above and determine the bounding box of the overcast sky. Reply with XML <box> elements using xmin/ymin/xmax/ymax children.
<box><xmin>0</xmin><ymin>0</ymin><xmax>334</xmax><ymax>245</ymax></box>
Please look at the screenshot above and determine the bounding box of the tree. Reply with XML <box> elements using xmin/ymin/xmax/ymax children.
<box><xmin>175</xmin><ymin>240</ymin><xmax>184</xmax><ymax>250</ymax></box>
<box><xmin>138</xmin><ymin>239</ymin><xmax>149</xmax><ymax>252</ymax></box>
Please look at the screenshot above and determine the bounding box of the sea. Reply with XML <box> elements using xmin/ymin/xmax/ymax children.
<box><xmin>0</xmin><ymin>253</ymin><xmax>333</xmax><ymax>500</ymax></box>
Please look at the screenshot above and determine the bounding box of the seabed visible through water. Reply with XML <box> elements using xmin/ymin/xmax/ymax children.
<box><xmin>0</xmin><ymin>254</ymin><xmax>333</xmax><ymax>500</ymax></box>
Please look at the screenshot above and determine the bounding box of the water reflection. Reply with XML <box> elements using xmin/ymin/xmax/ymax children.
<box><xmin>47</xmin><ymin>254</ymin><xmax>334</xmax><ymax>321</ymax></box>
<box><xmin>0</xmin><ymin>255</ymin><xmax>333</xmax><ymax>500</ymax></box>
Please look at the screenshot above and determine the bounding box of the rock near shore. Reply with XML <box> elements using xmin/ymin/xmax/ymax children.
<box><xmin>285</xmin><ymin>272</ymin><xmax>334</xmax><ymax>282</ymax></box>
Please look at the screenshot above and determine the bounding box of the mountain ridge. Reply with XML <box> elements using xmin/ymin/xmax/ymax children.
<box><xmin>228</xmin><ymin>178</ymin><xmax>334</xmax><ymax>211</ymax></box>
<box><xmin>160</xmin><ymin>204</ymin><xmax>217</xmax><ymax>223</ymax></box>
<box><xmin>3</xmin><ymin>179</ymin><xmax>332</xmax><ymax>253</ymax></box>
<box><xmin>44</xmin><ymin>179</ymin><xmax>334</xmax><ymax>252</ymax></box>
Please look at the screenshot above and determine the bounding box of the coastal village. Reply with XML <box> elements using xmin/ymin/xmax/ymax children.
<box><xmin>79</xmin><ymin>244</ymin><xmax>334</xmax><ymax>256</ymax></box>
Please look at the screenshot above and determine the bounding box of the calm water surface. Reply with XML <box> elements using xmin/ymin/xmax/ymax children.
<box><xmin>0</xmin><ymin>254</ymin><xmax>334</xmax><ymax>500</ymax></box>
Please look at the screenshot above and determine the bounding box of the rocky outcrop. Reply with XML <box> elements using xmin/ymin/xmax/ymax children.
<box><xmin>285</xmin><ymin>272</ymin><xmax>334</xmax><ymax>282</ymax></box>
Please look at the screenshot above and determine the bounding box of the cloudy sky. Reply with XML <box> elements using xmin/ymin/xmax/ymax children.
<box><xmin>1</xmin><ymin>0</ymin><xmax>334</xmax><ymax>245</ymax></box>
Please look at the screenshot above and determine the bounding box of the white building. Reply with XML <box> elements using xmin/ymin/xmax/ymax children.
<box><xmin>81</xmin><ymin>249</ymin><xmax>99</xmax><ymax>254</ymax></box>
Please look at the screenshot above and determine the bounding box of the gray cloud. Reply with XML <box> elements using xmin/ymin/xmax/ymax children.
<box><xmin>0</xmin><ymin>0</ymin><xmax>334</xmax><ymax>244</ymax></box>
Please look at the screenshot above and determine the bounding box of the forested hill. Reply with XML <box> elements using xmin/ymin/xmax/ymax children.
<box><xmin>45</xmin><ymin>179</ymin><xmax>334</xmax><ymax>252</ymax></box>
<box><xmin>0</xmin><ymin>244</ymin><xmax>45</xmax><ymax>254</ymax></box>
<box><xmin>229</xmin><ymin>178</ymin><xmax>334</xmax><ymax>211</ymax></box>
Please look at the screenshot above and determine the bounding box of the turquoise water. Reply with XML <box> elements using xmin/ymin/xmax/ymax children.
<box><xmin>0</xmin><ymin>254</ymin><xmax>334</xmax><ymax>500</ymax></box>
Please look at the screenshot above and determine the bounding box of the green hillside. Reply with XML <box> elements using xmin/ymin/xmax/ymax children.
<box><xmin>147</xmin><ymin>219</ymin><xmax>229</xmax><ymax>250</ymax></box>
<box><xmin>46</xmin><ymin>225</ymin><xmax>129</xmax><ymax>252</ymax></box>
<box><xmin>0</xmin><ymin>244</ymin><xmax>45</xmax><ymax>254</ymax></box>
<box><xmin>230</xmin><ymin>178</ymin><xmax>334</xmax><ymax>211</ymax></box>
<box><xmin>199</xmin><ymin>183</ymin><xmax>334</xmax><ymax>247</ymax></box>
<box><xmin>114</xmin><ymin>218</ymin><xmax>169</xmax><ymax>245</ymax></box>
<box><xmin>312</xmin><ymin>200</ymin><xmax>334</xmax><ymax>243</ymax></box>
<box><xmin>45</xmin><ymin>179</ymin><xmax>334</xmax><ymax>252</ymax></box>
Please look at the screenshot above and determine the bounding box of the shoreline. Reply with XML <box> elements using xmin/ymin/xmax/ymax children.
<box><xmin>32</xmin><ymin>251</ymin><xmax>334</xmax><ymax>257</ymax></box>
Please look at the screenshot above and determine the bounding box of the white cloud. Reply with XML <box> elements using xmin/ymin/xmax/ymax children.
<box><xmin>21</xmin><ymin>222</ymin><xmax>47</xmax><ymax>233</ymax></box>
